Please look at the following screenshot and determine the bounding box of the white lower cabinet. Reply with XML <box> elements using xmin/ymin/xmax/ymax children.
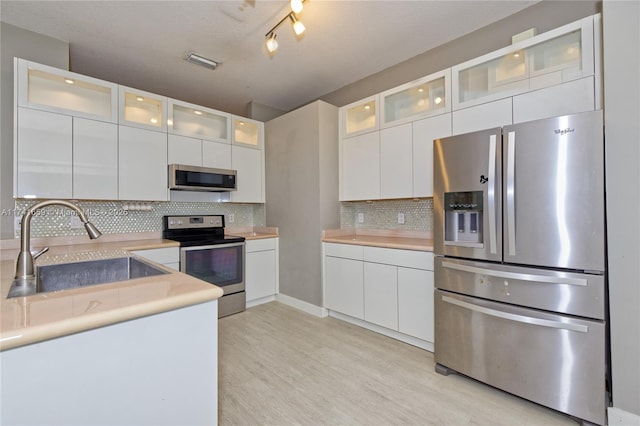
<box><xmin>323</xmin><ymin>242</ymin><xmax>434</xmax><ymax>349</ymax></box>
<box><xmin>119</xmin><ymin>126</ymin><xmax>168</xmax><ymax>201</ymax></box>
<box><xmin>398</xmin><ymin>267</ymin><xmax>434</xmax><ymax>342</ymax></box>
<box><xmin>245</xmin><ymin>238</ymin><xmax>278</xmax><ymax>305</ymax></box>
<box><xmin>364</xmin><ymin>262</ymin><xmax>398</xmax><ymax>330</ymax></box>
<box><xmin>324</xmin><ymin>255</ymin><xmax>365</xmax><ymax>320</ymax></box>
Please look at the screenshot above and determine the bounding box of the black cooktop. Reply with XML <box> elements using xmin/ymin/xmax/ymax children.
<box><xmin>162</xmin><ymin>215</ymin><xmax>245</xmax><ymax>247</ymax></box>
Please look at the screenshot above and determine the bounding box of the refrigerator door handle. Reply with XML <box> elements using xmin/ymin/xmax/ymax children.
<box><xmin>488</xmin><ymin>134</ymin><xmax>497</xmax><ymax>254</ymax></box>
<box><xmin>506</xmin><ymin>131</ymin><xmax>516</xmax><ymax>256</ymax></box>
<box><xmin>441</xmin><ymin>295</ymin><xmax>589</xmax><ymax>333</ymax></box>
<box><xmin>441</xmin><ymin>261</ymin><xmax>589</xmax><ymax>286</ymax></box>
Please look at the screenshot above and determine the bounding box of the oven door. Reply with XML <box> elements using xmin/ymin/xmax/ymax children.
<box><xmin>180</xmin><ymin>242</ymin><xmax>245</xmax><ymax>295</ymax></box>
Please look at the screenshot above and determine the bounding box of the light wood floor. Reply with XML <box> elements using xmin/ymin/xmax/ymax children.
<box><xmin>218</xmin><ymin>302</ymin><xmax>575</xmax><ymax>426</ymax></box>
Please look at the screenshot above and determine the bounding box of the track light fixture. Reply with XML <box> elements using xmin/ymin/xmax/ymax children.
<box><xmin>264</xmin><ymin>0</ymin><xmax>307</xmax><ymax>55</ymax></box>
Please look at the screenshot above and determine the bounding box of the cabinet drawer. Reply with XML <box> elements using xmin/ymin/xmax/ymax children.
<box><xmin>363</xmin><ymin>246</ymin><xmax>433</xmax><ymax>270</ymax></box>
<box><xmin>324</xmin><ymin>243</ymin><xmax>364</xmax><ymax>260</ymax></box>
<box><xmin>131</xmin><ymin>247</ymin><xmax>179</xmax><ymax>265</ymax></box>
<box><xmin>246</xmin><ymin>238</ymin><xmax>276</xmax><ymax>252</ymax></box>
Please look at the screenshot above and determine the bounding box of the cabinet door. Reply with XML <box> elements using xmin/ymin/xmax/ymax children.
<box><xmin>119</xmin><ymin>126</ymin><xmax>168</xmax><ymax>201</ymax></box>
<box><xmin>512</xmin><ymin>76</ymin><xmax>595</xmax><ymax>124</ymax></box>
<box><xmin>231</xmin><ymin>145</ymin><xmax>263</xmax><ymax>203</ymax></box>
<box><xmin>168</xmin><ymin>134</ymin><xmax>202</xmax><ymax>167</ymax></box>
<box><xmin>246</xmin><ymin>249</ymin><xmax>277</xmax><ymax>301</ymax></box>
<box><xmin>340</xmin><ymin>131</ymin><xmax>380</xmax><ymax>201</ymax></box>
<box><xmin>202</xmin><ymin>140</ymin><xmax>232</xmax><ymax>170</ymax></box>
<box><xmin>452</xmin><ymin>98</ymin><xmax>513</xmax><ymax>136</ymax></box>
<box><xmin>16</xmin><ymin>108</ymin><xmax>72</xmax><ymax>198</ymax></box>
<box><xmin>232</xmin><ymin>117</ymin><xmax>263</xmax><ymax>149</ymax></box>
<box><xmin>73</xmin><ymin>118</ymin><xmax>118</xmax><ymax>200</ymax></box>
<box><xmin>412</xmin><ymin>114</ymin><xmax>451</xmax><ymax>198</ymax></box>
<box><xmin>398</xmin><ymin>267</ymin><xmax>434</xmax><ymax>342</ymax></box>
<box><xmin>364</xmin><ymin>262</ymin><xmax>398</xmax><ymax>330</ymax></box>
<box><xmin>380</xmin><ymin>123</ymin><xmax>413</xmax><ymax>199</ymax></box>
<box><xmin>324</xmin><ymin>256</ymin><xmax>364</xmax><ymax>319</ymax></box>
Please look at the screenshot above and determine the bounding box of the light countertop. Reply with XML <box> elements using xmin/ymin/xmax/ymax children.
<box><xmin>0</xmin><ymin>235</ymin><xmax>222</xmax><ymax>351</ymax></box>
<box><xmin>322</xmin><ymin>229</ymin><xmax>433</xmax><ymax>252</ymax></box>
<box><xmin>225</xmin><ymin>226</ymin><xmax>279</xmax><ymax>240</ymax></box>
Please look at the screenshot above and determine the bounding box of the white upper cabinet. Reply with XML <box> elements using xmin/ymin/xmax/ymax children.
<box><xmin>380</xmin><ymin>69</ymin><xmax>451</xmax><ymax>128</ymax></box>
<box><xmin>16</xmin><ymin>58</ymin><xmax>117</xmax><ymax>123</ymax></box>
<box><xmin>119</xmin><ymin>86</ymin><xmax>167</xmax><ymax>132</ymax></box>
<box><xmin>340</xmin><ymin>95</ymin><xmax>379</xmax><ymax>138</ymax></box>
<box><xmin>232</xmin><ymin>116</ymin><xmax>263</xmax><ymax>149</ymax></box>
<box><xmin>452</xmin><ymin>14</ymin><xmax>598</xmax><ymax>110</ymax></box>
<box><xmin>168</xmin><ymin>99</ymin><xmax>231</xmax><ymax>143</ymax></box>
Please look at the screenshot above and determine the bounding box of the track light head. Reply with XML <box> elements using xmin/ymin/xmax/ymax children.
<box><xmin>265</xmin><ymin>33</ymin><xmax>279</xmax><ymax>53</ymax></box>
<box><xmin>290</xmin><ymin>0</ymin><xmax>303</xmax><ymax>14</ymax></box>
<box><xmin>289</xmin><ymin>14</ymin><xmax>306</xmax><ymax>36</ymax></box>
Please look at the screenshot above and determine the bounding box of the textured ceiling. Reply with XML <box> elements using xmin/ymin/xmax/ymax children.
<box><xmin>1</xmin><ymin>0</ymin><xmax>538</xmax><ymax>116</ymax></box>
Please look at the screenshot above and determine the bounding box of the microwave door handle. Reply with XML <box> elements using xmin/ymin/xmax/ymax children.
<box><xmin>441</xmin><ymin>295</ymin><xmax>588</xmax><ymax>333</ymax></box>
<box><xmin>506</xmin><ymin>131</ymin><xmax>516</xmax><ymax>256</ymax></box>
<box><xmin>488</xmin><ymin>134</ymin><xmax>497</xmax><ymax>254</ymax></box>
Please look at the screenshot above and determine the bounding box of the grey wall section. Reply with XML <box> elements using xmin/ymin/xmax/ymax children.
<box><xmin>0</xmin><ymin>23</ymin><xmax>69</xmax><ymax>239</ymax></box>
<box><xmin>265</xmin><ymin>101</ymin><xmax>339</xmax><ymax>306</ymax></box>
<box><xmin>319</xmin><ymin>0</ymin><xmax>600</xmax><ymax>108</ymax></box>
<box><xmin>246</xmin><ymin>101</ymin><xmax>285</xmax><ymax>122</ymax></box>
<box><xmin>603</xmin><ymin>0</ymin><xmax>640</xmax><ymax>417</ymax></box>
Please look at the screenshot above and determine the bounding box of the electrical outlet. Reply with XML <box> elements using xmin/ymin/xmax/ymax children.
<box><xmin>228</xmin><ymin>213</ymin><xmax>235</xmax><ymax>224</ymax></box>
<box><xmin>357</xmin><ymin>213</ymin><xmax>364</xmax><ymax>223</ymax></box>
<box><xmin>398</xmin><ymin>213</ymin><xmax>405</xmax><ymax>224</ymax></box>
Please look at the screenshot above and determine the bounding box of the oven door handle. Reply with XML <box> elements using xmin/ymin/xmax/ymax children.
<box><xmin>441</xmin><ymin>295</ymin><xmax>588</xmax><ymax>333</ymax></box>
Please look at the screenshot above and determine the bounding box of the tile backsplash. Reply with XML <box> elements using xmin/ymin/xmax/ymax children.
<box><xmin>12</xmin><ymin>200</ymin><xmax>265</xmax><ymax>238</ymax></box>
<box><xmin>340</xmin><ymin>199</ymin><xmax>433</xmax><ymax>231</ymax></box>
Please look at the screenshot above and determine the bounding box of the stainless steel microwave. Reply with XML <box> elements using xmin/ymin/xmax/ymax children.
<box><xmin>168</xmin><ymin>164</ymin><xmax>237</xmax><ymax>192</ymax></box>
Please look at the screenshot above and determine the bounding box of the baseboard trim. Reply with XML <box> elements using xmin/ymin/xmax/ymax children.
<box><xmin>246</xmin><ymin>295</ymin><xmax>276</xmax><ymax>309</ymax></box>
<box><xmin>328</xmin><ymin>310</ymin><xmax>434</xmax><ymax>352</ymax></box>
<box><xmin>275</xmin><ymin>294</ymin><xmax>328</xmax><ymax>317</ymax></box>
<box><xmin>608</xmin><ymin>407</ymin><xmax>640</xmax><ymax>425</ymax></box>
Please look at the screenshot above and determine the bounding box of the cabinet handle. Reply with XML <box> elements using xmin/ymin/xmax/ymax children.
<box><xmin>506</xmin><ymin>131</ymin><xmax>516</xmax><ymax>256</ymax></box>
<box><xmin>441</xmin><ymin>261</ymin><xmax>588</xmax><ymax>286</ymax></box>
<box><xmin>488</xmin><ymin>134</ymin><xmax>497</xmax><ymax>255</ymax></box>
<box><xmin>441</xmin><ymin>295</ymin><xmax>589</xmax><ymax>333</ymax></box>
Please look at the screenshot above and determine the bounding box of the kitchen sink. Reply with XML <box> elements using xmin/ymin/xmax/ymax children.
<box><xmin>7</xmin><ymin>257</ymin><xmax>169</xmax><ymax>298</ymax></box>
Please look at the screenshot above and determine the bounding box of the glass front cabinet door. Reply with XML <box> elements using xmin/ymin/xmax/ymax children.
<box><xmin>380</xmin><ymin>69</ymin><xmax>451</xmax><ymax>128</ymax></box>
<box><xmin>15</xmin><ymin>58</ymin><xmax>118</xmax><ymax>122</ymax></box>
<box><xmin>232</xmin><ymin>116</ymin><xmax>263</xmax><ymax>149</ymax></box>
<box><xmin>340</xmin><ymin>95</ymin><xmax>379</xmax><ymax>138</ymax></box>
<box><xmin>168</xmin><ymin>99</ymin><xmax>231</xmax><ymax>144</ymax></box>
<box><xmin>119</xmin><ymin>86</ymin><xmax>167</xmax><ymax>131</ymax></box>
<box><xmin>452</xmin><ymin>14</ymin><xmax>597</xmax><ymax>110</ymax></box>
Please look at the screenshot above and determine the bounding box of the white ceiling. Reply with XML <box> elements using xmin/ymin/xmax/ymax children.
<box><xmin>1</xmin><ymin>0</ymin><xmax>539</xmax><ymax>116</ymax></box>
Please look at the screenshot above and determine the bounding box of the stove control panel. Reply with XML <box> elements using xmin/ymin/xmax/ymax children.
<box><xmin>165</xmin><ymin>215</ymin><xmax>224</xmax><ymax>230</ymax></box>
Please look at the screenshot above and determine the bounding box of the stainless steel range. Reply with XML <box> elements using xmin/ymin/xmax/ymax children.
<box><xmin>162</xmin><ymin>215</ymin><xmax>246</xmax><ymax>318</ymax></box>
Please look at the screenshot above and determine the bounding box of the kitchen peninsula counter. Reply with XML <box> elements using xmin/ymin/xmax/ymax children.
<box><xmin>0</xmin><ymin>233</ymin><xmax>222</xmax><ymax>351</ymax></box>
<box><xmin>322</xmin><ymin>229</ymin><xmax>433</xmax><ymax>252</ymax></box>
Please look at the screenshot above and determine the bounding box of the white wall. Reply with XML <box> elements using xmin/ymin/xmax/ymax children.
<box><xmin>603</xmin><ymin>0</ymin><xmax>640</xmax><ymax>418</ymax></box>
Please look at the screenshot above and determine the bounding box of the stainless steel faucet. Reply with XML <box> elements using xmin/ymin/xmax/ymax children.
<box><xmin>10</xmin><ymin>200</ymin><xmax>102</xmax><ymax>297</ymax></box>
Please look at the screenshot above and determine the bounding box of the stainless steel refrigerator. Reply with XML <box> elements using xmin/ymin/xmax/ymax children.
<box><xmin>433</xmin><ymin>110</ymin><xmax>608</xmax><ymax>425</ymax></box>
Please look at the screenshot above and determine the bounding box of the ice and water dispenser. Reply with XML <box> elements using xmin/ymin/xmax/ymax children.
<box><xmin>444</xmin><ymin>191</ymin><xmax>484</xmax><ymax>246</ymax></box>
